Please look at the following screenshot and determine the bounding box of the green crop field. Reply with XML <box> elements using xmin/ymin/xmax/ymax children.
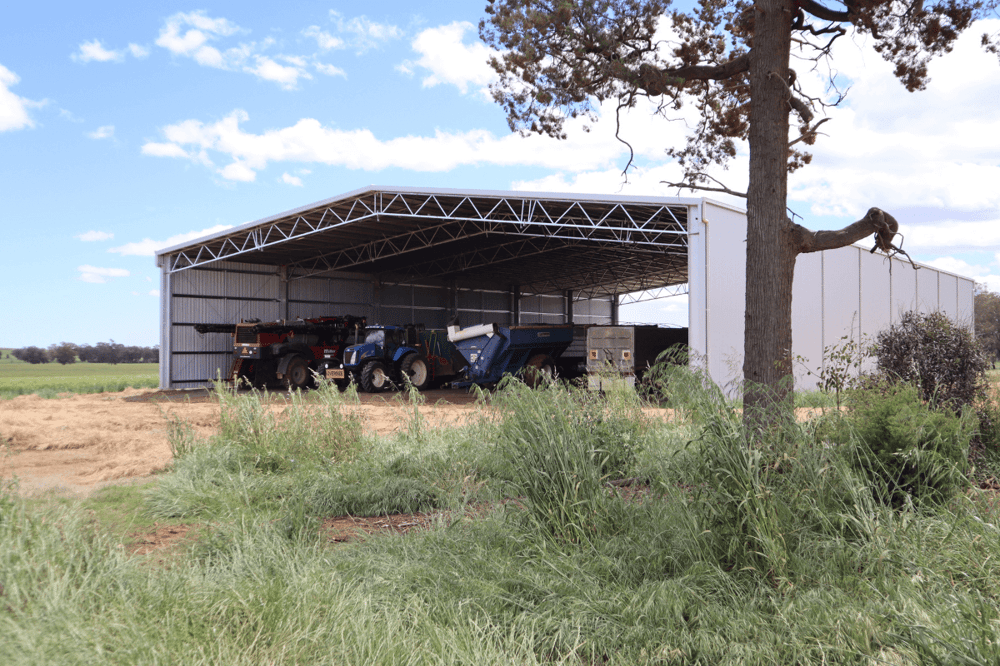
<box><xmin>0</xmin><ymin>349</ymin><xmax>157</xmax><ymax>398</ymax></box>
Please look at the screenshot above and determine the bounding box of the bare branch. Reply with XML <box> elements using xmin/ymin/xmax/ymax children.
<box><xmin>788</xmin><ymin>117</ymin><xmax>831</xmax><ymax>148</ymax></box>
<box><xmin>662</xmin><ymin>171</ymin><xmax>747</xmax><ymax>198</ymax></box>
<box><xmin>632</xmin><ymin>53</ymin><xmax>750</xmax><ymax>96</ymax></box>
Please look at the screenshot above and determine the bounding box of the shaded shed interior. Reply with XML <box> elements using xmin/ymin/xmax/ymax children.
<box><xmin>158</xmin><ymin>187</ymin><xmax>692</xmax><ymax>297</ymax></box>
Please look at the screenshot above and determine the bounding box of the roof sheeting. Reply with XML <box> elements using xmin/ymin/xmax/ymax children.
<box><xmin>155</xmin><ymin>186</ymin><xmax>695</xmax><ymax>297</ymax></box>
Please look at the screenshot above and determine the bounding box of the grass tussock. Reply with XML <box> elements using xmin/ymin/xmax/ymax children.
<box><xmin>5</xmin><ymin>365</ymin><xmax>1000</xmax><ymax>664</ymax></box>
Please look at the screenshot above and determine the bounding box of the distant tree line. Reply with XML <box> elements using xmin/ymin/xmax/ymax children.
<box><xmin>976</xmin><ymin>285</ymin><xmax>1000</xmax><ymax>363</ymax></box>
<box><xmin>9</xmin><ymin>341</ymin><xmax>159</xmax><ymax>365</ymax></box>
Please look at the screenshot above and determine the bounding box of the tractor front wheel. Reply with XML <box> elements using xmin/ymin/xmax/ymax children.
<box><xmin>360</xmin><ymin>361</ymin><xmax>392</xmax><ymax>393</ymax></box>
<box><xmin>400</xmin><ymin>353</ymin><xmax>431</xmax><ymax>391</ymax></box>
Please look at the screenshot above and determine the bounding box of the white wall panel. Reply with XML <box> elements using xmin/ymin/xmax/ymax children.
<box><xmin>792</xmin><ymin>252</ymin><xmax>824</xmax><ymax>389</ymax></box>
<box><xmin>890</xmin><ymin>257</ymin><xmax>918</xmax><ymax>323</ymax></box>
<box><xmin>702</xmin><ymin>201</ymin><xmax>747</xmax><ymax>391</ymax></box>
<box><xmin>860</xmin><ymin>251</ymin><xmax>892</xmax><ymax>339</ymax></box>
<box><xmin>917</xmin><ymin>269</ymin><xmax>939</xmax><ymax>314</ymax></box>
<box><xmin>958</xmin><ymin>278</ymin><xmax>974</xmax><ymax>327</ymax></box>
<box><xmin>822</xmin><ymin>246</ymin><xmax>861</xmax><ymax>346</ymax></box>
<box><xmin>939</xmin><ymin>273</ymin><xmax>958</xmax><ymax>320</ymax></box>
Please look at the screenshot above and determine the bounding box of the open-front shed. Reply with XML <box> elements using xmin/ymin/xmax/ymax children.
<box><xmin>155</xmin><ymin>186</ymin><xmax>973</xmax><ymax>390</ymax></box>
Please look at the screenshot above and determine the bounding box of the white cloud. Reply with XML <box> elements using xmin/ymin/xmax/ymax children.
<box><xmin>156</xmin><ymin>11</ymin><xmax>240</xmax><ymax>61</ymax></box>
<box><xmin>78</xmin><ymin>265</ymin><xmax>129</xmax><ymax>284</ymax></box>
<box><xmin>246</xmin><ymin>55</ymin><xmax>311</xmax><ymax>90</ymax></box>
<box><xmin>149</xmin><ymin>290</ymin><xmax>160</xmax><ymax>297</ymax></box>
<box><xmin>897</xmin><ymin>217</ymin><xmax>1000</xmax><ymax>252</ymax></box>
<box><xmin>281</xmin><ymin>172</ymin><xmax>303</xmax><ymax>186</ymax></box>
<box><xmin>142</xmin><ymin>106</ymin><xmax>655</xmax><ymax>181</ymax></box>
<box><xmin>314</xmin><ymin>62</ymin><xmax>346</xmax><ymax>77</ymax></box>
<box><xmin>330</xmin><ymin>11</ymin><xmax>403</xmax><ymax>52</ymax></box>
<box><xmin>76</xmin><ymin>230</ymin><xmax>114</xmax><ymax>242</ymax></box>
<box><xmin>108</xmin><ymin>224</ymin><xmax>234</xmax><ymax>256</ymax></box>
<box><xmin>399</xmin><ymin>22</ymin><xmax>495</xmax><ymax>95</ymax></box>
<box><xmin>0</xmin><ymin>64</ymin><xmax>36</xmax><ymax>132</ymax></box>
<box><xmin>303</xmin><ymin>26</ymin><xmax>343</xmax><ymax>51</ymax></box>
<box><xmin>141</xmin><ymin>142</ymin><xmax>190</xmax><ymax>158</ymax></box>
<box><xmin>73</xmin><ymin>39</ymin><xmax>148</xmax><ymax>63</ymax></box>
<box><xmin>789</xmin><ymin>19</ymin><xmax>1000</xmax><ymax>218</ymax></box>
<box><xmin>73</xmin><ymin>39</ymin><xmax>122</xmax><ymax>63</ymax></box>
<box><xmin>87</xmin><ymin>125</ymin><xmax>114</xmax><ymax>140</ymax></box>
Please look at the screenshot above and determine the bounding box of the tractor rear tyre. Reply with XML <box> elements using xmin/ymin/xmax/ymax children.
<box><xmin>523</xmin><ymin>354</ymin><xmax>557</xmax><ymax>388</ymax></box>
<box><xmin>400</xmin><ymin>353</ymin><xmax>431</xmax><ymax>391</ymax></box>
<box><xmin>360</xmin><ymin>361</ymin><xmax>392</xmax><ymax>393</ymax></box>
<box><xmin>283</xmin><ymin>356</ymin><xmax>312</xmax><ymax>391</ymax></box>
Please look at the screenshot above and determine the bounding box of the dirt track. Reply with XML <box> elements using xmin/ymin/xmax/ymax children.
<box><xmin>0</xmin><ymin>388</ymin><xmax>482</xmax><ymax>496</ymax></box>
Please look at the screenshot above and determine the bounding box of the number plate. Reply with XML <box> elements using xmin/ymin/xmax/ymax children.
<box><xmin>326</xmin><ymin>369</ymin><xmax>345</xmax><ymax>379</ymax></box>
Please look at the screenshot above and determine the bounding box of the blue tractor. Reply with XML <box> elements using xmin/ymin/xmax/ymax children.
<box><xmin>341</xmin><ymin>324</ymin><xmax>467</xmax><ymax>393</ymax></box>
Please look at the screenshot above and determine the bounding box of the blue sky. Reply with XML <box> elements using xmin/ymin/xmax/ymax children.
<box><xmin>2</xmin><ymin>3</ymin><xmax>998</xmax><ymax>348</ymax></box>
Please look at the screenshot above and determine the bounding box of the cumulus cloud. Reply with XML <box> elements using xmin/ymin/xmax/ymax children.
<box><xmin>141</xmin><ymin>107</ymin><xmax>651</xmax><ymax>181</ymax></box>
<box><xmin>108</xmin><ymin>224</ymin><xmax>234</xmax><ymax>256</ymax></box>
<box><xmin>246</xmin><ymin>55</ymin><xmax>311</xmax><ymax>90</ymax></box>
<box><xmin>330</xmin><ymin>11</ymin><xmax>402</xmax><ymax>52</ymax></box>
<box><xmin>314</xmin><ymin>62</ymin><xmax>346</xmax><ymax>77</ymax></box>
<box><xmin>788</xmin><ymin>19</ymin><xmax>1000</xmax><ymax>218</ymax></box>
<box><xmin>0</xmin><ymin>64</ymin><xmax>36</xmax><ymax>132</ymax></box>
<box><xmin>78</xmin><ymin>265</ymin><xmax>129</xmax><ymax>284</ymax></box>
<box><xmin>73</xmin><ymin>39</ymin><xmax>122</xmax><ymax>62</ymax></box>
<box><xmin>87</xmin><ymin>125</ymin><xmax>114</xmax><ymax>140</ymax></box>
<box><xmin>73</xmin><ymin>40</ymin><xmax>150</xmax><ymax>63</ymax></box>
<box><xmin>156</xmin><ymin>10</ymin><xmax>242</xmax><ymax>67</ymax></box>
<box><xmin>281</xmin><ymin>172</ymin><xmax>303</xmax><ymax>186</ymax></box>
<box><xmin>303</xmin><ymin>26</ymin><xmax>343</xmax><ymax>51</ymax></box>
<box><xmin>76</xmin><ymin>230</ymin><xmax>114</xmax><ymax>242</ymax></box>
<box><xmin>398</xmin><ymin>22</ymin><xmax>495</xmax><ymax>95</ymax></box>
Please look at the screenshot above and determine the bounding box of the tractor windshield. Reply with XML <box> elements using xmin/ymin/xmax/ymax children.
<box><xmin>364</xmin><ymin>329</ymin><xmax>385</xmax><ymax>345</ymax></box>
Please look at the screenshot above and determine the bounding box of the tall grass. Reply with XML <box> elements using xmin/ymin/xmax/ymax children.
<box><xmin>5</xmin><ymin>366</ymin><xmax>1000</xmax><ymax>664</ymax></box>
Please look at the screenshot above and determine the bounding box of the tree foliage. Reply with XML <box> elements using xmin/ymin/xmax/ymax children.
<box><xmin>481</xmin><ymin>0</ymin><xmax>998</xmax><ymax>424</ymax></box>
<box><xmin>873</xmin><ymin>310</ymin><xmax>989</xmax><ymax>410</ymax></box>
<box><xmin>975</xmin><ymin>285</ymin><xmax>1000</xmax><ymax>360</ymax></box>
<box><xmin>12</xmin><ymin>346</ymin><xmax>49</xmax><ymax>364</ymax></box>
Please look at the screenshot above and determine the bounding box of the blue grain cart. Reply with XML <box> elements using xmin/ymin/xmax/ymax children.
<box><xmin>446</xmin><ymin>323</ymin><xmax>575</xmax><ymax>386</ymax></box>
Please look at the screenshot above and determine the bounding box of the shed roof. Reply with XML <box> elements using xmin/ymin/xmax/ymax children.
<box><xmin>155</xmin><ymin>186</ymin><xmax>697</xmax><ymax>298</ymax></box>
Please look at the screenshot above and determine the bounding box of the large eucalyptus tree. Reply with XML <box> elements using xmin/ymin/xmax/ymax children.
<box><xmin>480</xmin><ymin>0</ymin><xmax>998</xmax><ymax>423</ymax></box>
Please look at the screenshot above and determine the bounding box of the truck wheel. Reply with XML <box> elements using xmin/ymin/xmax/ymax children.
<box><xmin>400</xmin><ymin>354</ymin><xmax>431</xmax><ymax>391</ymax></box>
<box><xmin>524</xmin><ymin>354</ymin><xmax>557</xmax><ymax>388</ymax></box>
<box><xmin>283</xmin><ymin>356</ymin><xmax>312</xmax><ymax>391</ymax></box>
<box><xmin>360</xmin><ymin>361</ymin><xmax>392</xmax><ymax>393</ymax></box>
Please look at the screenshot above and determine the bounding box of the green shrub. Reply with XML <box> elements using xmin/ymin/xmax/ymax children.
<box><xmin>873</xmin><ymin>310</ymin><xmax>989</xmax><ymax>410</ymax></box>
<box><xmin>848</xmin><ymin>384</ymin><xmax>972</xmax><ymax>506</ymax></box>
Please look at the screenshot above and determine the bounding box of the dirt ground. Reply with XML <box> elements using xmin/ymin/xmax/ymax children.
<box><xmin>0</xmin><ymin>388</ymin><xmax>484</xmax><ymax>496</ymax></box>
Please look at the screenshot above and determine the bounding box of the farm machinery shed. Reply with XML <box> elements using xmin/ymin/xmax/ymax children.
<box><xmin>155</xmin><ymin>186</ymin><xmax>974</xmax><ymax>390</ymax></box>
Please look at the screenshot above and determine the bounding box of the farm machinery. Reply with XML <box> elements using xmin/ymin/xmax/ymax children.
<box><xmin>341</xmin><ymin>324</ymin><xmax>467</xmax><ymax>392</ymax></box>
<box><xmin>341</xmin><ymin>321</ymin><xmax>576</xmax><ymax>393</ymax></box>
<box><xmin>193</xmin><ymin>315</ymin><xmax>366</xmax><ymax>390</ymax></box>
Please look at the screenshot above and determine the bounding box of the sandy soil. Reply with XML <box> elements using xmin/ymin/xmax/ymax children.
<box><xmin>0</xmin><ymin>388</ymin><xmax>483</xmax><ymax>496</ymax></box>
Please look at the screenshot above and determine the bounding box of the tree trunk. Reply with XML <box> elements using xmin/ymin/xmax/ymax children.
<box><xmin>743</xmin><ymin>0</ymin><xmax>796</xmax><ymax>428</ymax></box>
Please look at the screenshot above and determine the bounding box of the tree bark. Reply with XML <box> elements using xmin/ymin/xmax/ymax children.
<box><xmin>743</xmin><ymin>0</ymin><xmax>797</xmax><ymax>428</ymax></box>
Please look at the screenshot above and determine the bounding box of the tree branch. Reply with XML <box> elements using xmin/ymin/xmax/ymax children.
<box><xmin>633</xmin><ymin>53</ymin><xmax>750</xmax><ymax>95</ymax></box>
<box><xmin>796</xmin><ymin>0</ymin><xmax>851</xmax><ymax>23</ymax></box>
<box><xmin>662</xmin><ymin>172</ymin><xmax>747</xmax><ymax>198</ymax></box>
<box><xmin>793</xmin><ymin>207</ymin><xmax>900</xmax><ymax>254</ymax></box>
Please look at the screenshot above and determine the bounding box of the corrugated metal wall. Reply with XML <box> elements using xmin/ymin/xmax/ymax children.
<box><xmin>160</xmin><ymin>261</ymin><xmax>614</xmax><ymax>388</ymax></box>
<box><xmin>692</xmin><ymin>201</ymin><xmax>976</xmax><ymax>393</ymax></box>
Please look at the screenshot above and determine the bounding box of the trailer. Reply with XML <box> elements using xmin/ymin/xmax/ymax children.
<box><xmin>586</xmin><ymin>325</ymin><xmax>688</xmax><ymax>390</ymax></box>
<box><xmin>447</xmin><ymin>323</ymin><xmax>575</xmax><ymax>386</ymax></box>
